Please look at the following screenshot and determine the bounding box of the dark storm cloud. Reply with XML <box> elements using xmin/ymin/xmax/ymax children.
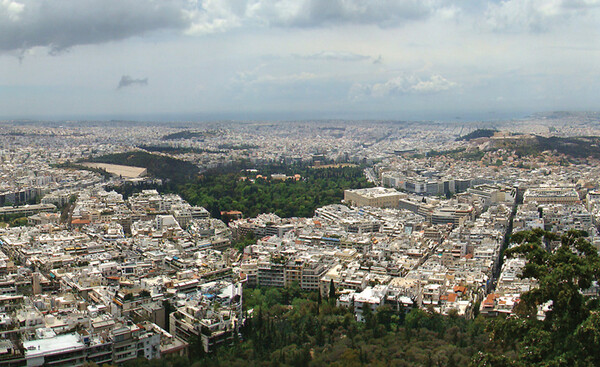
<box><xmin>117</xmin><ymin>75</ymin><xmax>148</xmax><ymax>89</ymax></box>
<box><xmin>0</xmin><ymin>0</ymin><xmax>446</xmax><ymax>52</ymax></box>
<box><xmin>0</xmin><ymin>0</ymin><xmax>188</xmax><ymax>53</ymax></box>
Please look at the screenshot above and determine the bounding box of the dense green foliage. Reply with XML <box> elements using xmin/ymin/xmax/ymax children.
<box><xmin>232</xmin><ymin>232</ymin><xmax>256</xmax><ymax>252</ymax></box>
<box><xmin>478</xmin><ymin>229</ymin><xmax>600</xmax><ymax>366</ymax></box>
<box><xmin>87</xmin><ymin>151</ymin><xmax>200</xmax><ymax>185</ymax></box>
<box><xmin>457</xmin><ymin>129</ymin><xmax>497</xmax><ymax>141</ymax></box>
<box><xmin>428</xmin><ymin>134</ymin><xmax>600</xmax><ymax>162</ymax></box>
<box><xmin>179</xmin><ymin>165</ymin><xmax>372</xmax><ymax>218</ymax></box>
<box><xmin>493</xmin><ymin>135</ymin><xmax>600</xmax><ymax>160</ymax></box>
<box><xmin>119</xmin><ymin>287</ymin><xmax>493</xmax><ymax>367</ymax></box>
<box><xmin>92</xmin><ymin>154</ymin><xmax>371</xmax><ymax>219</ymax></box>
<box><xmin>536</xmin><ymin>136</ymin><xmax>600</xmax><ymax>159</ymax></box>
<box><xmin>139</xmin><ymin>145</ymin><xmax>225</xmax><ymax>154</ymax></box>
<box><xmin>209</xmin><ymin>288</ymin><xmax>491</xmax><ymax>367</ymax></box>
<box><xmin>162</xmin><ymin>130</ymin><xmax>220</xmax><ymax>140</ymax></box>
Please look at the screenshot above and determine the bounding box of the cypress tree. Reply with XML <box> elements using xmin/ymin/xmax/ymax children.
<box><xmin>329</xmin><ymin>279</ymin><xmax>336</xmax><ymax>301</ymax></box>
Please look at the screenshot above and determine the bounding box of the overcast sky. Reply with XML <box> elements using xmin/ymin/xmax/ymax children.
<box><xmin>1</xmin><ymin>0</ymin><xmax>599</xmax><ymax>121</ymax></box>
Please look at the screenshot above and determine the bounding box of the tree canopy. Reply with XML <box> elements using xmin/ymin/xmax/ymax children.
<box><xmin>180</xmin><ymin>165</ymin><xmax>372</xmax><ymax>218</ymax></box>
<box><xmin>478</xmin><ymin>229</ymin><xmax>600</xmax><ymax>366</ymax></box>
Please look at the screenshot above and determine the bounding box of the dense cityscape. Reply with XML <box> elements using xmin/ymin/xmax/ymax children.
<box><xmin>0</xmin><ymin>113</ymin><xmax>595</xmax><ymax>365</ymax></box>
<box><xmin>3</xmin><ymin>0</ymin><xmax>600</xmax><ymax>365</ymax></box>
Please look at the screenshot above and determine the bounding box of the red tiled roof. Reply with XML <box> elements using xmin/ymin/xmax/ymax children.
<box><xmin>453</xmin><ymin>285</ymin><xmax>466</xmax><ymax>294</ymax></box>
<box><xmin>71</xmin><ymin>219</ymin><xmax>90</xmax><ymax>224</ymax></box>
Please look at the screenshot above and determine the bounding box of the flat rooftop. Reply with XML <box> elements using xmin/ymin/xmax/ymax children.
<box><xmin>24</xmin><ymin>333</ymin><xmax>84</xmax><ymax>358</ymax></box>
<box><xmin>345</xmin><ymin>187</ymin><xmax>402</xmax><ymax>198</ymax></box>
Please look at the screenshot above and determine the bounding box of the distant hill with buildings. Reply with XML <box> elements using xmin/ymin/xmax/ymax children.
<box><xmin>457</xmin><ymin>128</ymin><xmax>497</xmax><ymax>141</ymax></box>
<box><xmin>491</xmin><ymin>134</ymin><xmax>600</xmax><ymax>159</ymax></box>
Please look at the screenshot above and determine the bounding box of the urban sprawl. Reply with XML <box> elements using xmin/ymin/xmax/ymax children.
<box><xmin>0</xmin><ymin>114</ymin><xmax>599</xmax><ymax>365</ymax></box>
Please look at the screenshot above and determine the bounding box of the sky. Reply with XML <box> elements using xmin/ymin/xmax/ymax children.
<box><xmin>1</xmin><ymin>0</ymin><xmax>600</xmax><ymax>122</ymax></box>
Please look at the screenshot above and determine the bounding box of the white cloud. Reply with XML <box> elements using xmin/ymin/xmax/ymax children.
<box><xmin>185</xmin><ymin>0</ymin><xmax>448</xmax><ymax>35</ymax></box>
<box><xmin>255</xmin><ymin>0</ymin><xmax>435</xmax><ymax>27</ymax></box>
<box><xmin>294</xmin><ymin>51</ymin><xmax>371</xmax><ymax>62</ymax></box>
<box><xmin>484</xmin><ymin>0</ymin><xmax>600</xmax><ymax>32</ymax></box>
<box><xmin>351</xmin><ymin>74</ymin><xmax>456</xmax><ymax>99</ymax></box>
<box><xmin>410</xmin><ymin>74</ymin><xmax>456</xmax><ymax>93</ymax></box>
<box><xmin>1</xmin><ymin>0</ymin><xmax>24</xmax><ymax>21</ymax></box>
<box><xmin>235</xmin><ymin>70</ymin><xmax>318</xmax><ymax>86</ymax></box>
<box><xmin>184</xmin><ymin>0</ymin><xmax>246</xmax><ymax>35</ymax></box>
<box><xmin>2</xmin><ymin>0</ymin><xmax>599</xmax><ymax>120</ymax></box>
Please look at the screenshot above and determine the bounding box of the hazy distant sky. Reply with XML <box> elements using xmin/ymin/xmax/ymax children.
<box><xmin>1</xmin><ymin>0</ymin><xmax>599</xmax><ymax>121</ymax></box>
